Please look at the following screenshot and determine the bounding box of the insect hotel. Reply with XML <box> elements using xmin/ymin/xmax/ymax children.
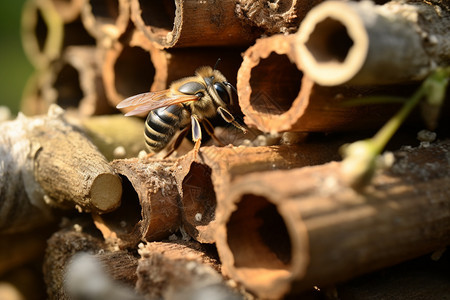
<box><xmin>1</xmin><ymin>0</ymin><xmax>450</xmax><ymax>299</ymax></box>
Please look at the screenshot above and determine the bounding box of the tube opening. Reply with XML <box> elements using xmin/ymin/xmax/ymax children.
<box><xmin>304</xmin><ymin>17</ymin><xmax>353</xmax><ymax>64</ymax></box>
<box><xmin>114</xmin><ymin>45</ymin><xmax>155</xmax><ymax>98</ymax></box>
<box><xmin>249</xmin><ymin>53</ymin><xmax>302</xmax><ymax>115</ymax></box>
<box><xmin>138</xmin><ymin>0</ymin><xmax>176</xmax><ymax>35</ymax></box>
<box><xmin>63</xmin><ymin>18</ymin><xmax>96</xmax><ymax>47</ymax></box>
<box><xmin>227</xmin><ymin>194</ymin><xmax>292</xmax><ymax>270</ymax></box>
<box><xmin>54</xmin><ymin>64</ymin><xmax>83</xmax><ymax>109</ymax></box>
<box><xmin>35</xmin><ymin>8</ymin><xmax>48</xmax><ymax>52</ymax></box>
<box><xmin>99</xmin><ymin>175</ymin><xmax>142</xmax><ymax>236</ymax></box>
<box><xmin>88</xmin><ymin>0</ymin><xmax>119</xmax><ymax>21</ymax></box>
<box><xmin>182</xmin><ymin>163</ymin><xmax>217</xmax><ymax>231</ymax></box>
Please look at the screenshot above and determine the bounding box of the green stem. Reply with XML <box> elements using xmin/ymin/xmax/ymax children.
<box><xmin>371</xmin><ymin>87</ymin><xmax>425</xmax><ymax>153</ymax></box>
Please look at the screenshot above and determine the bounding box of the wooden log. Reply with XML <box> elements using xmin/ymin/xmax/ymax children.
<box><xmin>81</xmin><ymin>0</ymin><xmax>130</xmax><ymax>45</ymax></box>
<box><xmin>93</xmin><ymin>157</ymin><xmax>181</xmax><ymax>248</ymax></box>
<box><xmin>215</xmin><ymin>139</ymin><xmax>450</xmax><ymax>298</ymax></box>
<box><xmin>43</xmin><ymin>221</ymin><xmax>139</xmax><ymax>300</ymax></box>
<box><xmin>237</xmin><ymin>34</ymin><xmax>406</xmax><ymax>133</ymax></box>
<box><xmin>0</xmin><ymin>105</ymin><xmax>122</xmax><ymax>223</ymax></box>
<box><xmin>105</xmin><ymin>29</ymin><xmax>243</xmax><ymax>109</ymax></box>
<box><xmin>129</xmin><ymin>0</ymin><xmax>260</xmax><ymax>49</ymax></box>
<box><xmin>136</xmin><ymin>240</ymin><xmax>242</xmax><ymax>300</ymax></box>
<box><xmin>174</xmin><ymin>143</ymin><xmax>342</xmax><ymax>243</ymax></box>
<box><xmin>295</xmin><ymin>0</ymin><xmax>450</xmax><ymax>86</ymax></box>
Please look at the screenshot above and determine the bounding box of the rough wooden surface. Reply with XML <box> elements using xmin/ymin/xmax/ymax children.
<box><xmin>43</xmin><ymin>220</ymin><xmax>139</xmax><ymax>300</ymax></box>
<box><xmin>130</xmin><ymin>0</ymin><xmax>260</xmax><ymax>49</ymax></box>
<box><xmin>215</xmin><ymin>139</ymin><xmax>450</xmax><ymax>298</ymax></box>
<box><xmin>94</xmin><ymin>157</ymin><xmax>180</xmax><ymax>248</ymax></box>
<box><xmin>173</xmin><ymin>143</ymin><xmax>342</xmax><ymax>243</ymax></box>
<box><xmin>0</xmin><ymin>105</ymin><xmax>122</xmax><ymax>218</ymax></box>
<box><xmin>295</xmin><ymin>0</ymin><xmax>450</xmax><ymax>85</ymax></box>
<box><xmin>136</xmin><ymin>241</ymin><xmax>241</xmax><ymax>300</ymax></box>
<box><xmin>235</xmin><ymin>0</ymin><xmax>322</xmax><ymax>34</ymax></box>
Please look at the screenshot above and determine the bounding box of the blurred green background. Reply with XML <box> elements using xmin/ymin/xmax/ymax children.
<box><xmin>0</xmin><ymin>0</ymin><xmax>34</xmax><ymax>114</ymax></box>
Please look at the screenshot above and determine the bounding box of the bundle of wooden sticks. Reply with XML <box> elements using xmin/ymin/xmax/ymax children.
<box><xmin>1</xmin><ymin>0</ymin><xmax>449</xmax><ymax>299</ymax></box>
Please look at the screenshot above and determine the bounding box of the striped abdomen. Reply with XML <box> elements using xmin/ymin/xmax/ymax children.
<box><xmin>144</xmin><ymin>105</ymin><xmax>185</xmax><ymax>153</ymax></box>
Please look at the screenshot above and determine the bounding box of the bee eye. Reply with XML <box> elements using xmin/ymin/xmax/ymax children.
<box><xmin>178</xmin><ymin>82</ymin><xmax>205</xmax><ymax>95</ymax></box>
<box><xmin>214</xmin><ymin>82</ymin><xmax>230</xmax><ymax>104</ymax></box>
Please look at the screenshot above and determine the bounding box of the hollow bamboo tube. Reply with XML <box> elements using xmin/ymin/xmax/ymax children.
<box><xmin>295</xmin><ymin>0</ymin><xmax>450</xmax><ymax>86</ymax></box>
<box><xmin>238</xmin><ymin>34</ymin><xmax>403</xmax><ymax>133</ymax></box>
<box><xmin>130</xmin><ymin>0</ymin><xmax>259</xmax><ymax>49</ymax></box>
<box><xmin>93</xmin><ymin>157</ymin><xmax>180</xmax><ymax>248</ymax></box>
<box><xmin>21</xmin><ymin>0</ymin><xmax>64</xmax><ymax>69</ymax></box>
<box><xmin>81</xmin><ymin>0</ymin><xmax>130</xmax><ymax>45</ymax></box>
<box><xmin>45</xmin><ymin>46</ymin><xmax>115</xmax><ymax>115</ymax></box>
<box><xmin>215</xmin><ymin>139</ymin><xmax>450</xmax><ymax>298</ymax></box>
<box><xmin>21</xmin><ymin>0</ymin><xmax>95</xmax><ymax>70</ymax></box>
<box><xmin>105</xmin><ymin>30</ymin><xmax>243</xmax><ymax>109</ymax></box>
<box><xmin>50</xmin><ymin>0</ymin><xmax>84</xmax><ymax>22</ymax></box>
<box><xmin>174</xmin><ymin>143</ymin><xmax>342</xmax><ymax>243</ymax></box>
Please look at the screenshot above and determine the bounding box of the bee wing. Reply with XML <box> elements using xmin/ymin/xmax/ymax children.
<box><xmin>116</xmin><ymin>90</ymin><xmax>199</xmax><ymax>116</ymax></box>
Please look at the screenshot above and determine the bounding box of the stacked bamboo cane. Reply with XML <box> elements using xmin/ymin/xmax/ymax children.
<box><xmin>2</xmin><ymin>0</ymin><xmax>449</xmax><ymax>299</ymax></box>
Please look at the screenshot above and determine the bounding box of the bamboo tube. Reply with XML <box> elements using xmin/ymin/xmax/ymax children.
<box><xmin>129</xmin><ymin>0</ymin><xmax>259</xmax><ymax>49</ymax></box>
<box><xmin>136</xmin><ymin>241</ymin><xmax>242</xmax><ymax>300</ymax></box>
<box><xmin>81</xmin><ymin>0</ymin><xmax>130</xmax><ymax>45</ymax></box>
<box><xmin>21</xmin><ymin>0</ymin><xmax>64</xmax><ymax>69</ymax></box>
<box><xmin>21</xmin><ymin>0</ymin><xmax>95</xmax><ymax>70</ymax></box>
<box><xmin>50</xmin><ymin>0</ymin><xmax>84</xmax><ymax>22</ymax></box>
<box><xmin>295</xmin><ymin>0</ymin><xmax>450</xmax><ymax>86</ymax></box>
<box><xmin>43</xmin><ymin>46</ymin><xmax>115</xmax><ymax>115</ymax></box>
<box><xmin>105</xmin><ymin>30</ymin><xmax>243</xmax><ymax>109</ymax></box>
<box><xmin>174</xmin><ymin>143</ymin><xmax>342</xmax><ymax>243</ymax></box>
<box><xmin>93</xmin><ymin>157</ymin><xmax>180</xmax><ymax>248</ymax></box>
<box><xmin>238</xmin><ymin>34</ymin><xmax>404</xmax><ymax>133</ymax></box>
<box><xmin>21</xmin><ymin>70</ymin><xmax>53</xmax><ymax>116</ymax></box>
<box><xmin>215</xmin><ymin>139</ymin><xmax>450</xmax><ymax>298</ymax></box>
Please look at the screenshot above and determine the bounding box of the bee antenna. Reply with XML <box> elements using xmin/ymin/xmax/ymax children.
<box><xmin>213</xmin><ymin>58</ymin><xmax>222</xmax><ymax>71</ymax></box>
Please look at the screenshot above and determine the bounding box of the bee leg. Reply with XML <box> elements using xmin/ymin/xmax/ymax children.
<box><xmin>201</xmin><ymin>119</ymin><xmax>226</xmax><ymax>147</ymax></box>
<box><xmin>217</xmin><ymin>107</ymin><xmax>248</xmax><ymax>134</ymax></box>
<box><xmin>164</xmin><ymin>126</ymin><xmax>190</xmax><ymax>159</ymax></box>
<box><xmin>191</xmin><ymin>115</ymin><xmax>202</xmax><ymax>159</ymax></box>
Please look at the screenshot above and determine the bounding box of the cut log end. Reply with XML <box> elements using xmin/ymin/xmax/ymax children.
<box><xmin>90</xmin><ymin>173</ymin><xmax>123</xmax><ymax>212</ymax></box>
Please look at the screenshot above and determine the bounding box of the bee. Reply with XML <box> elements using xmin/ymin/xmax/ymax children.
<box><xmin>116</xmin><ymin>65</ymin><xmax>247</xmax><ymax>157</ymax></box>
